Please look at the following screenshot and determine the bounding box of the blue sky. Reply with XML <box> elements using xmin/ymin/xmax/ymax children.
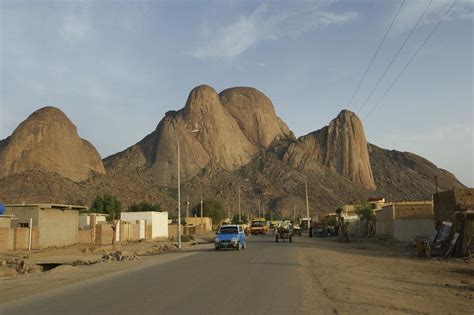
<box><xmin>1</xmin><ymin>0</ymin><xmax>472</xmax><ymax>186</ymax></box>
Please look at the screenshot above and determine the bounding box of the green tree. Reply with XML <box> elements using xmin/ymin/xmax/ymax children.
<box><xmin>128</xmin><ymin>202</ymin><xmax>161</xmax><ymax>212</ymax></box>
<box><xmin>90</xmin><ymin>193</ymin><xmax>122</xmax><ymax>244</ymax></box>
<box><xmin>191</xmin><ymin>199</ymin><xmax>226</xmax><ymax>224</ymax></box>
<box><xmin>90</xmin><ymin>193</ymin><xmax>122</xmax><ymax>221</ymax></box>
<box><xmin>355</xmin><ymin>201</ymin><xmax>375</xmax><ymax>237</ymax></box>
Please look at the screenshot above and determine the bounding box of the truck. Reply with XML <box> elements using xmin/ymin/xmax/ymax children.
<box><xmin>250</xmin><ymin>218</ymin><xmax>268</xmax><ymax>235</ymax></box>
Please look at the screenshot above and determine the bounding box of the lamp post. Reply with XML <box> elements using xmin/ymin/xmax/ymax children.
<box><xmin>238</xmin><ymin>186</ymin><xmax>241</xmax><ymax>222</ymax></box>
<box><xmin>200</xmin><ymin>191</ymin><xmax>203</xmax><ymax>234</ymax></box>
<box><xmin>177</xmin><ymin>128</ymin><xmax>199</xmax><ymax>249</ymax></box>
<box><xmin>305</xmin><ymin>179</ymin><xmax>312</xmax><ymax>237</ymax></box>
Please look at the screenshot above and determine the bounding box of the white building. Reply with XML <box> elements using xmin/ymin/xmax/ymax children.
<box><xmin>79</xmin><ymin>213</ymin><xmax>107</xmax><ymax>229</ymax></box>
<box><xmin>120</xmin><ymin>211</ymin><xmax>168</xmax><ymax>239</ymax></box>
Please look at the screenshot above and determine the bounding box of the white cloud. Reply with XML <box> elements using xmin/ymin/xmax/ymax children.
<box><xmin>394</xmin><ymin>0</ymin><xmax>473</xmax><ymax>33</ymax></box>
<box><xmin>60</xmin><ymin>14</ymin><xmax>90</xmax><ymax>45</ymax></box>
<box><xmin>189</xmin><ymin>3</ymin><xmax>357</xmax><ymax>60</ymax></box>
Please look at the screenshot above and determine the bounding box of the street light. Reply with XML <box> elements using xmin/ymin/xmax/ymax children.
<box><xmin>177</xmin><ymin>128</ymin><xmax>199</xmax><ymax>249</ymax></box>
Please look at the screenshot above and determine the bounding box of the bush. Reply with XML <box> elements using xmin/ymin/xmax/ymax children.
<box><xmin>191</xmin><ymin>199</ymin><xmax>226</xmax><ymax>223</ymax></box>
<box><xmin>90</xmin><ymin>193</ymin><xmax>122</xmax><ymax>220</ymax></box>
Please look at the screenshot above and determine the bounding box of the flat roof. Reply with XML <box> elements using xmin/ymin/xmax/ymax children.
<box><xmin>6</xmin><ymin>204</ymin><xmax>88</xmax><ymax>211</ymax></box>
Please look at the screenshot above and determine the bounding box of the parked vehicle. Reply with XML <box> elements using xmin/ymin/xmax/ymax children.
<box><xmin>250</xmin><ymin>218</ymin><xmax>267</xmax><ymax>235</ymax></box>
<box><xmin>292</xmin><ymin>223</ymin><xmax>302</xmax><ymax>236</ymax></box>
<box><xmin>215</xmin><ymin>225</ymin><xmax>246</xmax><ymax>251</ymax></box>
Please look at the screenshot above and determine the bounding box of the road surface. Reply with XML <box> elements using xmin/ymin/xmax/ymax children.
<box><xmin>1</xmin><ymin>234</ymin><xmax>472</xmax><ymax>314</ymax></box>
<box><xmin>1</xmin><ymin>234</ymin><xmax>316</xmax><ymax>315</ymax></box>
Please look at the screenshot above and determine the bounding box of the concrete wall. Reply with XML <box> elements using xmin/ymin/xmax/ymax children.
<box><xmin>14</xmin><ymin>227</ymin><xmax>39</xmax><ymax>250</ymax></box>
<box><xmin>392</xmin><ymin>219</ymin><xmax>434</xmax><ymax>242</ymax></box>
<box><xmin>5</xmin><ymin>206</ymin><xmax>40</xmax><ymax>227</ymax></box>
<box><xmin>394</xmin><ymin>202</ymin><xmax>433</xmax><ymax>219</ymax></box>
<box><xmin>79</xmin><ymin>214</ymin><xmax>107</xmax><ymax>229</ymax></box>
<box><xmin>376</xmin><ymin>220</ymin><xmax>393</xmax><ymax>236</ymax></box>
<box><xmin>38</xmin><ymin>208</ymin><xmax>78</xmax><ymax>248</ymax></box>
<box><xmin>434</xmin><ymin>189</ymin><xmax>474</xmax><ymax>254</ymax></box>
<box><xmin>78</xmin><ymin>229</ymin><xmax>92</xmax><ymax>244</ymax></box>
<box><xmin>168</xmin><ymin>224</ymin><xmax>183</xmax><ymax>239</ymax></box>
<box><xmin>0</xmin><ymin>228</ymin><xmax>12</xmax><ymax>252</ymax></box>
<box><xmin>95</xmin><ymin>223</ymin><xmax>114</xmax><ymax>245</ymax></box>
<box><xmin>0</xmin><ymin>217</ymin><xmax>12</xmax><ymax>228</ymax></box>
<box><xmin>119</xmin><ymin>221</ymin><xmax>140</xmax><ymax>242</ymax></box>
<box><xmin>121</xmin><ymin>212</ymin><xmax>168</xmax><ymax>238</ymax></box>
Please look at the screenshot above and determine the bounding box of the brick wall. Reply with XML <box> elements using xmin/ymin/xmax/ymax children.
<box><xmin>95</xmin><ymin>223</ymin><xmax>114</xmax><ymax>245</ymax></box>
<box><xmin>78</xmin><ymin>229</ymin><xmax>92</xmax><ymax>244</ymax></box>
<box><xmin>434</xmin><ymin>189</ymin><xmax>474</xmax><ymax>255</ymax></box>
<box><xmin>394</xmin><ymin>203</ymin><xmax>433</xmax><ymax>220</ymax></box>
<box><xmin>0</xmin><ymin>228</ymin><xmax>12</xmax><ymax>252</ymax></box>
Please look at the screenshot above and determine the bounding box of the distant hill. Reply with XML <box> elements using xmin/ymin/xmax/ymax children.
<box><xmin>0</xmin><ymin>85</ymin><xmax>465</xmax><ymax>216</ymax></box>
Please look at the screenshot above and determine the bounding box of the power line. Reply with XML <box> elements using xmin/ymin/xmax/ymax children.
<box><xmin>347</xmin><ymin>0</ymin><xmax>405</xmax><ymax>110</ymax></box>
<box><xmin>356</xmin><ymin>0</ymin><xmax>433</xmax><ymax>114</ymax></box>
<box><xmin>364</xmin><ymin>0</ymin><xmax>459</xmax><ymax>121</ymax></box>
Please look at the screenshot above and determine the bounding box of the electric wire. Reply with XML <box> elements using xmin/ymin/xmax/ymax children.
<box><xmin>356</xmin><ymin>0</ymin><xmax>433</xmax><ymax>114</ymax></box>
<box><xmin>364</xmin><ymin>0</ymin><xmax>459</xmax><ymax>121</ymax></box>
<box><xmin>347</xmin><ymin>0</ymin><xmax>405</xmax><ymax>110</ymax></box>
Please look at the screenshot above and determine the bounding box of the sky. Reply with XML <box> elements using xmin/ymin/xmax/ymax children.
<box><xmin>0</xmin><ymin>0</ymin><xmax>473</xmax><ymax>186</ymax></box>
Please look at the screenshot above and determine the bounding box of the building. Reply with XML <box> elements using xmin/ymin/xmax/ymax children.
<box><xmin>79</xmin><ymin>213</ymin><xmax>108</xmax><ymax>229</ymax></box>
<box><xmin>433</xmin><ymin>188</ymin><xmax>473</xmax><ymax>256</ymax></box>
<box><xmin>120</xmin><ymin>211</ymin><xmax>168</xmax><ymax>239</ymax></box>
<box><xmin>185</xmin><ymin>217</ymin><xmax>213</xmax><ymax>233</ymax></box>
<box><xmin>376</xmin><ymin>201</ymin><xmax>433</xmax><ymax>242</ymax></box>
<box><xmin>4</xmin><ymin>204</ymin><xmax>86</xmax><ymax>249</ymax></box>
<box><xmin>368</xmin><ymin>197</ymin><xmax>386</xmax><ymax>210</ymax></box>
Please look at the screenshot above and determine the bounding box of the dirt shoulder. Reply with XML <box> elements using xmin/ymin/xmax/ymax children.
<box><xmin>299</xmin><ymin>236</ymin><xmax>473</xmax><ymax>314</ymax></box>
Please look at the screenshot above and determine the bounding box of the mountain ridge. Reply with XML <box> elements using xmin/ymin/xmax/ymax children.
<box><xmin>0</xmin><ymin>85</ymin><xmax>466</xmax><ymax>214</ymax></box>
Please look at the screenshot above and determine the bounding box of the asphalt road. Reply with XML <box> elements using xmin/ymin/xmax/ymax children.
<box><xmin>0</xmin><ymin>234</ymin><xmax>312</xmax><ymax>315</ymax></box>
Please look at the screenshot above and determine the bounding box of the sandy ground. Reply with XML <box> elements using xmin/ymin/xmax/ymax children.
<box><xmin>299</xmin><ymin>237</ymin><xmax>473</xmax><ymax>314</ymax></box>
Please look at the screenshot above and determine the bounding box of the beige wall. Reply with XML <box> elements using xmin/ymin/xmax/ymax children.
<box><xmin>78</xmin><ymin>229</ymin><xmax>92</xmax><ymax>244</ymax></box>
<box><xmin>95</xmin><ymin>223</ymin><xmax>114</xmax><ymax>245</ymax></box>
<box><xmin>377</xmin><ymin>206</ymin><xmax>395</xmax><ymax>221</ymax></box>
<box><xmin>393</xmin><ymin>219</ymin><xmax>434</xmax><ymax>242</ymax></box>
<box><xmin>0</xmin><ymin>228</ymin><xmax>12</xmax><ymax>252</ymax></box>
<box><xmin>0</xmin><ymin>217</ymin><xmax>12</xmax><ymax>228</ymax></box>
<box><xmin>38</xmin><ymin>208</ymin><xmax>78</xmax><ymax>248</ymax></box>
<box><xmin>185</xmin><ymin>217</ymin><xmax>212</xmax><ymax>233</ymax></box>
<box><xmin>5</xmin><ymin>206</ymin><xmax>40</xmax><ymax>227</ymax></box>
<box><xmin>394</xmin><ymin>202</ymin><xmax>433</xmax><ymax>220</ymax></box>
<box><xmin>376</xmin><ymin>220</ymin><xmax>393</xmax><ymax>236</ymax></box>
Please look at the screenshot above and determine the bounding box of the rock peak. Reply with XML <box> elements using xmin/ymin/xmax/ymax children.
<box><xmin>0</xmin><ymin>106</ymin><xmax>105</xmax><ymax>182</ymax></box>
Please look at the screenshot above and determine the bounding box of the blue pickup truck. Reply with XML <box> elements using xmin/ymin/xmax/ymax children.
<box><xmin>215</xmin><ymin>225</ymin><xmax>246</xmax><ymax>251</ymax></box>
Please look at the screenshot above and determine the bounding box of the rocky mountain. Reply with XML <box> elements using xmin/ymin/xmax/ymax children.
<box><xmin>0</xmin><ymin>86</ymin><xmax>467</xmax><ymax>215</ymax></box>
<box><xmin>105</xmin><ymin>85</ymin><xmax>291</xmax><ymax>186</ymax></box>
<box><xmin>219</xmin><ymin>87</ymin><xmax>293</xmax><ymax>147</ymax></box>
<box><xmin>283</xmin><ymin>110</ymin><xmax>376</xmax><ymax>190</ymax></box>
<box><xmin>369</xmin><ymin>144</ymin><xmax>464</xmax><ymax>200</ymax></box>
<box><xmin>0</xmin><ymin>107</ymin><xmax>105</xmax><ymax>182</ymax></box>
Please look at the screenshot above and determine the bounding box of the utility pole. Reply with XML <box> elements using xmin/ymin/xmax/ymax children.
<box><xmin>293</xmin><ymin>205</ymin><xmax>296</xmax><ymax>224</ymax></box>
<box><xmin>238</xmin><ymin>186</ymin><xmax>241</xmax><ymax>222</ymax></box>
<box><xmin>200</xmin><ymin>191</ymin><xmax>203</xmax><ymax>234</ymax></box>
<box><xmin>186</xmin><ymin>195</ymin><xmax>189</xmax><ymax>235</ymax></box>
<box><xmin>177</xmin><ymin>141</ymin><xmax>181</xmax><ymax>249</ymax></box>
<box><xmin>258</xmin><ymin>197</ymin><xmax>261</xmax><ymax>217</ymax></box>
<box><xmin>305</xmin><ymin>180</ymin><xmax>312</xmax><ymax>237</ymax></box>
